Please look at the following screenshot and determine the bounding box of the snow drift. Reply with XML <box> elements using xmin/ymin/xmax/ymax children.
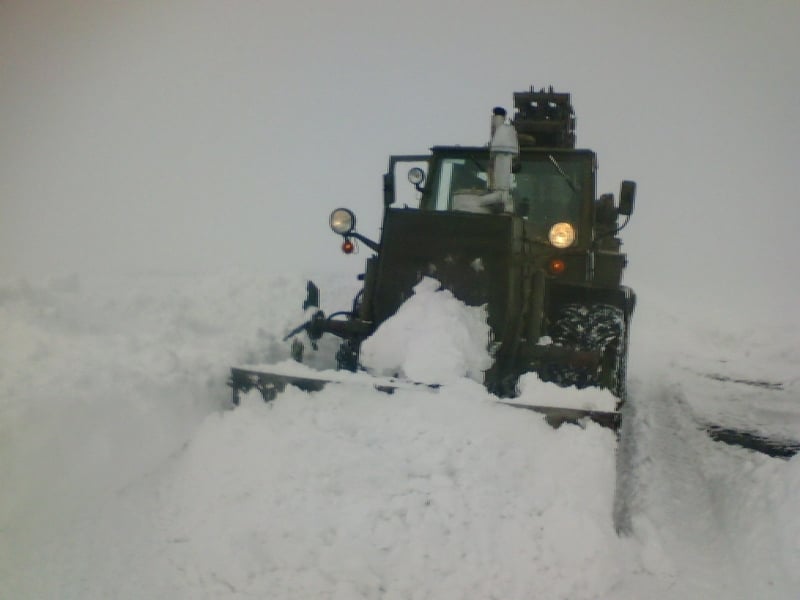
<box><xmin>360</xmin><ymin>277</ymin><xmax>492</xmax><ymax>384</ymax></box>
<box><xmin>1</xmin><ymin>271</ymin><xmax>798</xmax><ymax>599</ymax></box>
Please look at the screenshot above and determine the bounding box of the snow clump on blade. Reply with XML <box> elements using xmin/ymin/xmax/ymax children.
<box><xmin>359</xmin><ymin>277</ymin><xmax>491</xmax><ymax>385</ymax></box>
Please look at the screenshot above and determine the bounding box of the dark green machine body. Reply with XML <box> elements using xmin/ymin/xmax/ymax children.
<box><xmin>371</xmin><ymin>209</ymin><xmax>518</xmax><ymax>333</ymax></box>
<box><xmin>259</xmin><ymin>88</ymin><xmax>637</xmax><ymax>402</ymax></box>
<box><xmin>348</xmin><ymin>144</ymin><xmax>635</xmax><ymax>397</ymax></box>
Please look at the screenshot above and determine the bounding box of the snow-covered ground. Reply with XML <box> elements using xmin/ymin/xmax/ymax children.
<box><xmin>1</xmin><ymin>269</ymin><xmax>798</xmax><ymax>599</ymax></box>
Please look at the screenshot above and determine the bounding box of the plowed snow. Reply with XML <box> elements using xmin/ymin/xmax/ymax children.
<box><xmin>1</xmin><ymin>272</ymin><xmax>798</xmax><ymax>599</ymax></box>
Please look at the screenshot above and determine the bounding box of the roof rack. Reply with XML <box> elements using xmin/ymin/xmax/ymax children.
<box><xmin>512</xmin><ymin>86</ymin><xmax>576</xmax><ymax>148</ymax></box>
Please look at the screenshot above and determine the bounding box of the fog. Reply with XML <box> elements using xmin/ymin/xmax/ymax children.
<box><xmin>2</xmin><ymin>0</ymin><xmax>798</xmax><ymax>317</ymax></box>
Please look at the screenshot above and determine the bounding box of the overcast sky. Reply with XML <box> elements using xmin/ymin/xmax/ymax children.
<box><xmin>1</xmin><ymin>0</ymin><xmax>798</xmax><ymax>316</ymax></box>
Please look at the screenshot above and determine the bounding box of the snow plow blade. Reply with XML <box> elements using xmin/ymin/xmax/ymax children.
<box><xmin>228</xmin><ymin>365</ymin><xmax>439</xmax><ymax>405</ymax></box>
<box><xmin>499</xmin><ymin>400</ymin><xmax>620</xmax><ymax>429</ymax></box>
<box><xmin>229</xmin><ymin>365</ymin><xmax>619</xmax><ymax>429</ymax></box>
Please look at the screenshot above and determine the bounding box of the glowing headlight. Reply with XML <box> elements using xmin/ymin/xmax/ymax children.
<box><xmin>329</xmin><ymin>208</ymin><xmax>356</xmax><ymax>235</ymax></box>
<box><xmin>548</xmin><ymin>222</ymin><xmax>576</xmax><ymax>248</ymax></box>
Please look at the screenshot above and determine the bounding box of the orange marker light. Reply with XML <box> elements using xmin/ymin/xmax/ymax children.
<box><xmin>342</xmin><ymin>239</ymin><xmax>355</xmax><ymax>254</ymax></box>
<box><xmin>549</xmin><ymin>258</ymin><xmax>566</xmax><ymax>275</ymax></box>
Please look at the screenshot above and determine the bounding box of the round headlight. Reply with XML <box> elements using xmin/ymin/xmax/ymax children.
<box><xmin>329</xmin><ymin>208</ymin><xmax>355</xmax><ymax>235</ymax></box>
<box><xmin>407</xmin><ymin>167</ymin><xmax>425</xmax><ymax>186</ymax></box>
<box><xmin>548</xmin><ymin>222</ymin><xmax>576</xmax><ymax>248</ymax></box>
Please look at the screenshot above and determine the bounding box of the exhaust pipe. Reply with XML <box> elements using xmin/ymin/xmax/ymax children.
<box><xmin>488</xmin><ymin>107</ymin><xmax>519</xmax><ymax>203</ymax></box>
<box><xmin>452</xmin><ymin>106</ymin><xmax>519</xmax><ymax>214</ymax></box>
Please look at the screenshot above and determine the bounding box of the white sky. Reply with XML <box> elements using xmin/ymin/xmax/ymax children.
<box><xmin>1</xmin><ymin>0</ymin><xmax>798</xmax><ymax>315</ymax></box>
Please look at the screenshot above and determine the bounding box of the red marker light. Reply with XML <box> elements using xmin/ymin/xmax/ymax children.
<box><xmin>342</xmin><ymin>239</ymin><xmax>355</xmax><ymax>254</ymax></box>
<box><xmin>549</xmin><ymin>258</ymin><xmax>566</xmax><ymax>275</ymax></box>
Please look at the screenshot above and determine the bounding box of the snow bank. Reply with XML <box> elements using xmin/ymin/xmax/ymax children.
<box><xmin>0</xmin><ymin>270</ymin><xmax>311</xmax><ymax>596</ymax></box>
<box><xmin>154</xmin><ymin>382</ymin><xmax>630</xmax><ymax>600</ymax></box>
<box><xmin>2</xmin><ymin>271</ymin><xmax>799</xmax><ymax>599</ymax></box>
<box><xmin>712</xmin><ymin>451</ymin><xmax>800</xmax><ymax>597</ymax></box>
<box><xmin>360</xmin><ymin>277</ymin><xmax>492</xmax><ymax>384</ymax></box>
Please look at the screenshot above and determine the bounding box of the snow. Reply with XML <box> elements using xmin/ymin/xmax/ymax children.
<box><xmin>360</xmin><ymin>277</ymin><xmax>492</xmax><ymax>384</ymax></box>
<box><xmin>516</xmin><ymin>373</ymin><xmax>618</xmax><ymax>413</ymax></box>
<box><xmin>1</xmin><ymin>271</ymin><xmax>799</xmax><ymax>599</ymax></box>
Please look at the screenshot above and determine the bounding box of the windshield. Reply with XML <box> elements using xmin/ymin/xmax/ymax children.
<box><xmin>426</xmin><ymin>152</ymin><xmax>592</xmax><ymax>239</ymax></box>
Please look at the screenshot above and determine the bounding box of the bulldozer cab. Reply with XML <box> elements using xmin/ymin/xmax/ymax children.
<box><xmin>416</xmin><ymin>147</ymin><xmax>596</xmax><ymax>248</ymax></box>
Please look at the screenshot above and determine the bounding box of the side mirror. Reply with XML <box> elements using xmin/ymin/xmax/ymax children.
<box><xmin>302</xmin><ymin>281</ymin><xmax>320</xmax><ymax>311</ymax></box>
<box><xmin>383</xmin><ymin>172</ymin><xmax>395</xmax><ymax>207</ymax></box>
<box><xmin>595</xmin><ymin>193</ymin><xmax>616</xmax><ymax>226</ymax></box>
<box><xmin>619</xmin><ymin>180</ymin><xmax>636</xmax><ymax>216</ymax></box>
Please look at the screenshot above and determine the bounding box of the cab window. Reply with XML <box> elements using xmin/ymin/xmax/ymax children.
<box><xmin>427</xmin><ymin>153</ymin><xmax>590</xmax><ymax>240</ymax></box>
